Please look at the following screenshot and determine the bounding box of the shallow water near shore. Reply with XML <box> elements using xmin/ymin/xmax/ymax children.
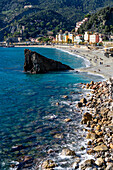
<box><xmin>0</xmin><ymin>47</ymin><xmax>104</xmax><ymax>169</ymax></box>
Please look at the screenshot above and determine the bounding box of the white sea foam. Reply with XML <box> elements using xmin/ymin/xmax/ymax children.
<box><xmin>59</xmin><ymin>154</ymin><xmax>73</xmax><ymax>159</ymax></box>
<box><xmin>87</xmin><ymin>71</ymin><xmax>106</xmax><ymax>80</ymax></box>
<box><xmin>43</xmin><ymin>114</ymin><xmax>57</xmax><ymax>120</ymax></box>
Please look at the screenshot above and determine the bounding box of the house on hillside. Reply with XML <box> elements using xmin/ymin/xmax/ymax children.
<box><xmin>75</xmin><ymin>18</ymin><xmax>88</xmax><ymax>32</ymax></box>
<box><xmin>24</xmin><ymin>5</ymin><xmax>33</xmax><ymax>9</ymax></box>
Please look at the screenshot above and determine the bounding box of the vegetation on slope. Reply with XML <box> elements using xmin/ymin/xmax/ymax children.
<box><xmin>78</xmin><ymin>7</ymin><xmax>113</xmax><ymax>34</ymax></box>
<box><xmin>1</xmin><ymin>0</ymin><xmax>113</xmax><ymax>40</ymax></box>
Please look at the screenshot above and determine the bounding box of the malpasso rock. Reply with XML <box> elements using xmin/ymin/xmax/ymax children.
<box><xmin>24</xmin><ymin>49</ymin><xmax>73</xmax><ymax>73</ymax></box>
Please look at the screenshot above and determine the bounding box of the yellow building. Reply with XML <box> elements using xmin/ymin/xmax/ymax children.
<box><xmin>55</xmin><ymin>31</ymin><xmax>75</xmax><ymax>43</ymax></box>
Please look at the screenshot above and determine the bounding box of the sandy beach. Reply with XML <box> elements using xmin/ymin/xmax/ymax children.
<box><xmin>56</xmin><ymin>46</ymin><xmax>113</xmax><ymax>80</ymax></box>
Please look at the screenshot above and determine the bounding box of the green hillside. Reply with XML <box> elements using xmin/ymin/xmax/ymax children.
<box><xmin>78</xmin><ymin>6</ymin><xmax>113</xmax><ymax>34</ymax></box>
<box><xmin>4</xmin><ymin>9</ymin><xmax>71</xmax><ymax>39</ymax></box>
<box><xmin>0</xmin><ymin>0</ymin><xmax>113</xmax><ymax>40</ymax></box>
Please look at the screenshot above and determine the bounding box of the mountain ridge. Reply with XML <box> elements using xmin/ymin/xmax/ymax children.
<box><xmin>0</xmin><ymin>0</ymin><xmax>113</xmax><ymax>40</ymax></box>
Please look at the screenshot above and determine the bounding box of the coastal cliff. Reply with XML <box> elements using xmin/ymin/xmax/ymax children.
<box><xmin>24</xmin><ymin>49</ymin><xmax>73</xmax><ymax>74</ymax></box>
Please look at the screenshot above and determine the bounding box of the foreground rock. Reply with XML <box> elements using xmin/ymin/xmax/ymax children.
<box><xmin>24</xmin><ymin>49</ymin><xmax>73</xmax><ymax>73</ymax></box>
<box><xmin>61</xmin><ymin>148</ymin><xmax>76</xmax><ymax>156</ymax></box>
<box><xmin>78</xmin><ymin>80</ymin><xmax>113</xmax><ymax>169</ymax></box>
<box><xmin>41</xmin><ymin>160</ymin><xmax>57</xmax><ymax>169</ymax></box>
<box><xmin>79</xmin><ymin>159</ymin><xmax>95</xmax><ymax>169</ymax></box>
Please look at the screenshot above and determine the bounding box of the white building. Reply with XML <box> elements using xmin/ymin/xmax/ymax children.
<box><xmin>75</xmin><ymin>18</ymin><xmax>88</xmax><ymax>32</ymax></box>
<box><xmin>68</xmin><ymin>33</ymin><xmax>73</xmax><ymax>41</ymax></box>
<box><xmin>74</xmin><ymin>34</ymin><xmax>83</xmax><ymax>44</ymax></box>
<box><xmin>58</xmin><ymin>33</ymin><xmax>63</xmax><ymax>42</ymax></box>
<box><xmin>84</xmin><ymin>31</ymin><xmax>91</xmax><ymax>42</ymax></box>
<box><xmin>90</xmin><ymin>34</ymin><xmax>96</xmax><ymax>43</ymax></box>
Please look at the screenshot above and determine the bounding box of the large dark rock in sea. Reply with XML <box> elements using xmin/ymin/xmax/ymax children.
<box><xmin>24</xmin><ymin>49</ymin><xmax>73</xmax><ymax>73</ymax></box>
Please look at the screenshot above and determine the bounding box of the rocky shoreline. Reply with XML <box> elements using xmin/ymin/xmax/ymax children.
<box><xmin>40</xmin><ymin>80</ymin><xmax>113</xmax><ymax>170</ymax></box>
<box><xmin>76</xmin><ymin>80</ymin><xmax>113</xmax><ymax>169</ymax></box>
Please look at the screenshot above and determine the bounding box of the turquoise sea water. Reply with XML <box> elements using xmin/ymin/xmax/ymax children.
<box><xmin>0</xmin><ymin>47</ymin><xmax>103</xmax><ymax>169</ymax></box>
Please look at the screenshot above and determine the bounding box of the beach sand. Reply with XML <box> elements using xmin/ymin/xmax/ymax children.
<box><xmin>57</xmin><ymin>46</ymin><xmax>113</xmax><ymax>80</ymax></box>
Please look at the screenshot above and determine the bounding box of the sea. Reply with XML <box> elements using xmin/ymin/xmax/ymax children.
<box><xmin>0</xmin><ymin>47</ymin><xmax>104</xmax><ymax>169</ymax></box>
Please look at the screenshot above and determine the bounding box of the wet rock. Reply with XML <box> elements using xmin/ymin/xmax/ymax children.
<box><xmin>94</xmin><ymin>144</ymin><xmax>108</xmax><ymax>152</ymax></box>
<box><xmin>79</xmin><ymin>159</ymin><xmax>95</xmax><ymax>169</ymax></box>
<box><xmin>92</xmin><ymin>84</ymin><xmax>97</xmax><ymax>90</ymax></box>
<box><xmin>62</xmin><ymin>95</ymin><xmax>68</xmax><ymax>99</ymax></box>
<box><xmin>97</xmin><ymin>138</ymin><xmax>104</xmax><ymax>143</ymax></box>
<box><xmin>86</xmin><ymin>83</ymin><xmax>90</xmax><ymax>88</ymax></box>
<box><xmin>80</xmin><ymin>98</ymin><xmax>87</xmax><ymax>104</ymax></box>
<box><xmin>77</xmin><ymin>102</ymin><xmax>83</xmax><ymax>107</ymax></box>
<box><xmin>11</xmin><ymin>144</ymin><xmax>25</xmax><ymax>152</ymax></box>
<box><xmin>61</xmin><ymin>148</ymin><xmax>76</xmax><ymax>156</ymax></box>
<box><xmin>95</xmin><ymin>157</ymin><xmax>104</xmax><ymax>166</ymax></box>
<box><xmin>87</xmin><ymin>148</ymin><xmax>94</xmax><ymax>154</ymax></box>
<box><xmin>80</xmin><ymin>146</ymin><xmax>85</xmax><ymax>150</ymax></box>
<box><xmin>41</xmin><ymin>160</ymin><xmax>57</xmax><ymax>169</ymax></box>
<box><xmin>22</xmin><ymin>155</ymin><xmax>33</xmax><ymax>163</ymax></box>
<box><xmin>81</xmin><ymin>112</ymin><xmax>92</xmax><ymax>124</ymax></box>
<box><xmin>87</xmin><ymin>141</ymin><xmax>92</xmax><ymax>145</ymax></box>
<box><xmin>109</xmin><ymin>143</ymin><xmax>113</xmax><ymax>149</ymax></box>
<box><xmin>90</xmin><ymin>81</ymin><xmax>94</xmax><ymax>85</ymax></box>
<box><xmin>56</xmin><ymin>102</ymin><xmax>59</xmax><ymax>106</ymax></box>
<box><xmin>53</xmin><ymin>133</ymin><xmax>63</xmax><ymax>139</ymax></box>
<box><xmin>47</xmin><ymin>149</ymin><xmax>54</xmax><ymax>154</ymax></box>
<box><xmin>95</xmin><ymin>130</ymin><xmax>103</xmax><ymax>136</ymax></box>
<box><xmin>73</xmin><ymin>162</ymin><xmax>79</xmax><ymax>169</ymax></box>
<box><xmin>17</xmin><ymin>156</ymin><xmax>33</xmax><ymax>169</ymax></box>
<box><xmin>86</xmin><ymin>132</ymin><xmax>96</xmax><ymax>140</ymax></box>
<box><xmin>95</xmin><ymin>125</ymin><xmax>101</xmax><ymax>130</ymax></box>
<box><xmin>64</xmin><ymin>118</ymin><xmax>72</xmax><ymax>122</ymax></box>
<box><xmin>106</xmin><ymin>162</ymin><xmax>113</xmax><ymax>170</ymax></box>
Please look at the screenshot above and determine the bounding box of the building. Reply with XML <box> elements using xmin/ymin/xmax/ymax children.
<box><xmin>55</xmin><ymin>31</ymin><xmax>75</xmax><ymax>43</ymax></box>
<box><xmin>56</xmin><ymin>30</ymin><xmax>69</xmax><ymax>43</ymax></box>
<box><xmin>17</xmin><ymin>37</ymin><xmax>23</xmax><ymax>42</ymax></box>
<box><xmin>74</xmin><ymin>34</ymin><xmax>83</xmax><ymax>44</ymax></box>
<box><xmin>68</xmin><ymin>32</ymin><xmax>74</xmax><ymax>43</ymax></box>
<box><xmin>56</xmin><ymin>30</ymin><xmax>63</xmax><ymax>43</ymax></box>
<box><xmin>84</xmin><ymin>31</ymin><xmax>90</xmax><ymax>42</ymax></box>
<box><xmin>89</xmin><ymin>33</ymin><xmax>99</xmax><ymax>43</ymax></box>
<box><xmin>75</xmin><ymin>18</ymin><xmax>88</xmax><ymax>32</ymax></box>
<box><xmin>62</xmin><ymin>31</ymin><xmax>68</xmax><ymax>43</ymax></box>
